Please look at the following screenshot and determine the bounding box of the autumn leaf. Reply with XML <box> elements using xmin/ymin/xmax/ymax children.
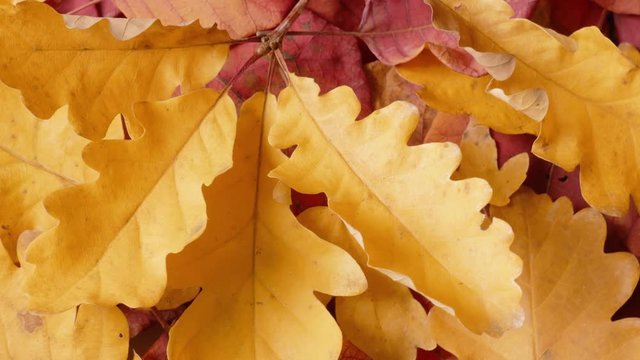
<box><xmin>164</xmin><ymin>94</ymin><xmax>366</xmax><ymax>359</ymax></box>
<box><xmin>453</xmin><ymin>120</ymin><xmax>529</xmax><ymax>206</ymax></box>
<box><xmin>0</xmin><ymin>232</ymin><xmax>128</xmax><ymax>360</ymax></box>
<box><xmin>24</xmin><ymin>89</ymin><xmax>236</xmax><ymax>312</ymax></box>
<box><xmin>397</xmin><ymin>50</ymin><xmax>539</xmax><ymax>135</ymax></box>
<box><xmin>299</xmin><ymin>207</ymin><xmax>434</xmax><ymax>360</ymax></box>
<box><xmin>0</xmin><ymin>1</ymin><xmax>230</xmax><ymax>139</ymax></box>
<box><xmin>593</xmin><ymin>0</ymin><xmax>640</xmax><ymax>14</ymax></box>
<box><xmin>426</xmin><ymin>0</ymin><xmax>640</xmax><ymax>216</ymax></box>
<box><xmin>269</xmin><ymin>74</ymin><xmax>522</xmax><ymax>335</ymax></box>
<box><xmin>617</xmin><ymin>17</ymin><xmax>640</xmax><ymax>49</ymax></box>
<box><xmin>428</xmin><ymin>189</ymin><xmax>640</xmax><ymax>359</ymax></box>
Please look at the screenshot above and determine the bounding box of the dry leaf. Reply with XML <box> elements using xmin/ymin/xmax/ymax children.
<box><xmin>299</xmin><ymin>207</ymin><xmax>434</xmax><ymax>360</ymax></box>
<box><xmin>24</xmin><ymin>90</ymin><xmax>236</xmax><ymax>312</ymax></box>
<box><xmin>0</xmin><ymin>1</ymin><xmax>229</xmax><ymax>139</ymax></box>
<box><xmin>269</xmin><ymin>74</ymin><xmax>523</xmax><ymax>335</ymax></box>
<box><xmin>453</xmin><ymin>120</ymin><xmax>529</xmax><ymax>206</ymax></box>
<box><xmin>426</xmin><ymin>0</ymin><xmax>640</xmax><ymax>216</ymax></box>
<box><xmin>429</xmin><ymin>189</ymin><xmax>640</xmax><ymax>359</ymax></box>
<box><xmin>165</xmin><ymin>94</ymin><xmax>366</xmax><ymax>359</ymax></box>
<box><xmin>398</xmin><ymin>51</ymin><xmax>539</xmax><ymax>135</ymax></box>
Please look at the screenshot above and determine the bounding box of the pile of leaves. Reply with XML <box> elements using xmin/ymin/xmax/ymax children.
<box><xmin>1</xmin><ymin>0</ymin><xmax>640</xmax><ymax>359</ymax></box>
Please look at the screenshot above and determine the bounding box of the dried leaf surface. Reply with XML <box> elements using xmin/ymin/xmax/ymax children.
<box><xmin>165</xmin><ymin>94</ymin><xmax>366</xmax><ymax>359</ymax></box>
<box><xmin>426</xmin><ymin>0</ymin><xmax>640</xmax><ymax>216</ymax></box>
<box><xmin>299</xmin><ymin>207</ymin><xmax>433</xmax><ymax>360</ymax></box>
<box><xmin>429</xmin><ymin>190</ymin><xmax>640</xmax><ymax>359</ymax></box>
<box><xmin>454</xmin><ymin>120</ymin><xmax>528</xmax><ymax>206</ymax></box>
<box><xmin>269</xmin><ymin>75</ymin><xmax>522</xmax><ymax>335</ymax></box>
<box><xmin>24</xmin><ymin>90</ymin><xmax>236</xmax><ymax>312</ymax></box>
<box><xmin>0</xmin><ymin>1</ymin><xmax>229</xmax><ymax>139</ymax></box>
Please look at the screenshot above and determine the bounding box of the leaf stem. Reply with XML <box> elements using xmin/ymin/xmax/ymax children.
<box><xmin>150</xmin><ymin>307</ymin><xmax>171</xmax><ymax>331</ymax></box>
<box><xmin>286</xmin><ymin>25</ymin><xmax>433</xmax><ymax>38</ymax></box>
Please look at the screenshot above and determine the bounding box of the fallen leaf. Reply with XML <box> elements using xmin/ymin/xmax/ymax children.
<box><xmin>593</xmin><ymin>0</ymin><xmax>640</xmax><ymax>14</ymax></box>
<box><xmin>397</xmin><ymin>50</ymin><xmax>539</xmax><ymax>135</ymax></box>
<box><xmin>299</xmin><ymin>207</ymin><xmax>434</xmax><ymax>360</ymax></box>
<box><xmin>0</xmin><ymin>81</ymin><xmax>96</xmax><ymax>264</ymax></box>
<box><xmin>269</xmin><ymin>74</ymin><xmax>523</xmax><ymax>335</ymax></box>
<box><xmin>454</xmin><ymin>120</ymin><xmax>529</xmax><ymax>206</ymax></box>
<box><xmin>24</xmin><ymin>89</ymin><xmax>236</xmax><ymax>312</ymax></box>
<box><xmin>427</xmin><ymin>0</ymin><xmax>640</xmax><ymax>216</ymax></box>
<box><xmin>428</xmin><ymin>189</ymin><xmax>640</xmax><ymax>359</ymax></box>
<box><xmin>0</xmin><ymin>1</ymin><xmax>230</xmax><ymax>139</ymax></box>
<box><xmin>531</xmin><ymin>0</ymin><xmax>606</xmax><ymax>35</ymax></box>
<box><xmin>0</xmin><ymin>237</ymin><xmax>128</xmax><ymax>359</ymax></box>
<box><xmin>506</xmin><ymin>0</ymin><xmax>538</xmax><ymax>18</ymax></box>
<box><xmin>422</xmin><ymin>112</ymin><xmax>469</xmax><ymax>144</ymax></box>
<box><xmin>165</xmin><ymin>94</ymin><xmax>366</xmax><ymax>359</ymax></box>
<box><xmin>616</xmin><ymin>16</ymin><xmax>640</xmax><ymax>49</ymax></box>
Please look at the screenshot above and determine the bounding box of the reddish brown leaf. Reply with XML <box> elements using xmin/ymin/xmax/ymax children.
<box><xmin>593</xmin><ymin>0</ymin><xmax>640</xmax><ymax>14</ymax></box>
<box><xmin>142</xmin><ymin>332</ymin><xmax>168</xmax><ymax>360</ymax></box>
<box><xmin>210</xmin><ymin>10</ymin><xmax>372</xmax><ymax>115</ymax></box>
<box><xmin>532</xmin><ymin>0</ymin><xmax>606</xmax><ymax>35</ymax></box>
<box><xmin>422</xmin><ymin>112</ymin><xmax>469</xmax><ymax>144</ymax></box>
<box><xmin>358</xmin><ymin>0</ymin><xmax>483</xmax><ymax>74</ymax></box>
<box><xmin>546</xmin><ymin>166</ymin><xmax>589</xmax><ymax>212</ymax></box>
<box><xmin>119</xmin><ymin>306</ymin><xmax>155</xmax><ymax>338</ymax></box>
<box><xmin>506</xmin><ymin>0</ymin><xmax>539</xmax><ymax>18</ymax></box>
<box><xmin>339</xmin><ymin>339</ymin><xmax>372</xmax><ymax>360</ymax></box>
<box><xmin>615</xmin><ymin>14</ymin><xmax>640</xmax><ymax>48</ymax></box>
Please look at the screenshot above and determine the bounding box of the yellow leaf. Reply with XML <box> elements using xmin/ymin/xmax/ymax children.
<box><xmin>397</xmin><ymin>50</ymin><xmax>539</xmax><ymax>135</ymax></box>
<box><xmin>165</xmin><ymin>94</ymin><xmax>367</xmax><ymax>359</ymax></box>
<box><xmin>0</xmin><ymin>1</ymin><xmax>230</xmax><ymax>139</ymax></box>
<box><xmin>269</xmin><ymin>74</ymin><xmax>522</xmax><ymax>335</ymax></box>
<box><xmin>426</xmin><ymin>0</ymin><xmax>640</xmax><ymax>216</ymax></box>
<box><xmin>620</xmin><ymin>43</ymin><xmax>640</xmax><ymax>67</ymax></box>
<box><xmin>0</xmin><ymin>81</ymin><xmax>95</xmax><ymax>264</ymax></box>
<box><xmin>298</xmin><ymin>207</ymin><xmax>434</xmax><ymax>360</ymax></box>
<box><xmin>454</xmin><ymin>120</ymin><xmax>529</xmax><ymax>206</ymax></box>
<box><xmin>24</xmin><ymin>90</ymin><xmax>236</xmax><ymax>312</ymax></box>
<box><xmin>0</xmin><ymin>238</ymin><xmax>128</xmax><ymax>360</ymax></box>
<box><xmin>428</xmin><ymin>189</ymin><xmax>640</xmax><ymax>359</ymax></box>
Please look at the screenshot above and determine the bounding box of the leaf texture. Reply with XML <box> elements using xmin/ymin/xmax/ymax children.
<box><xmin>397</xmin><ymin>51</ymin><xmax>539</xmax><ymax>135</ymax></box>
<box><xmin>299</xmin><ymin>207</ymin><xmax>434</xmax><ymax>360</ymax></box>
<box><xmin>165</xmin><ymin>94</ymin><xmax>366</xmax><ymax>360</ymax></box>
<box><xmin>24</xmin><ymin>89</ymin><xmax>236</xmax><ymax>312</ymax></box>
<box><xmin>0</xmin><ymin>1</ymin><xmax>229</xmax><ymax>139</ymax></box>
<box><xmin>269</xmin><ymin>74</ymin><xmax>523</xmax><ymax>335</ymax></box>
<box><xmin>454</xmin><ymin>120</ymin><xmax>528</xmax><ymax>206</ymax></box>
<box><xmin>0</xmin><ymin>237</ymin><xmax>128</xmax><ymax>360</ymax></box>
<box><xmin>429</xmin><ymin>189</ymin><xmax>640</xmax><ymax>359</ymax></box>
<box><xmin>426</xmin><ymin>0</ymin><xmax>640</xmax><ymax>216</ymax></box>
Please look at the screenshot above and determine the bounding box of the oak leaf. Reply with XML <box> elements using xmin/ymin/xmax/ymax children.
<box><xmin>299</xmin><ymin>207</ymin><xmax>434</xmax><ymax>360</ymax></box>
<box><xmin>398</xmin><ymin>51</ymin><xmax>539</xmax><ymax>135</ymax></box>
<box><xmin>164</xmin><ymin>94</ymin><xmax>366</xmax><ymax>359</ymax></box>
<box><xmin>0</xmin><ymin>1</ymin><xmax>229</xmax><ymax>139</ymax></box>
<box><xmin>0</xmin><ymin>233</ymin><xmax>128</xmax><ymax>360</ymax></box>
<box><xmin>24</xmin><ymin>90</ymin><xmax>236</xmax><ymax>312</ymax></box>
<box><xmin>454</xmin><ymin>120</ymin><xmax>529</xmax><ymax>206</ymax></box>
<box><xmin>428</xmin><ymin>189</ymin><xmax>640</xmax><ymax>359</ymax></box>
<box><xmin>269</xmin><ymin>74</ymin><xmax>523</xmax><ymax>335</ymax></box>
<box><xmin>426</xmin><ymin>0</ymin><xmax>640</xmax><ymax>216</ymax></box>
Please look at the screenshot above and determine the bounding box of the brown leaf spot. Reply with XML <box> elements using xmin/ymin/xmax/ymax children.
<box><xmin>18</xmin><ymin>312</ymin><xmax>43</xmax><ymax>333</ymax></box>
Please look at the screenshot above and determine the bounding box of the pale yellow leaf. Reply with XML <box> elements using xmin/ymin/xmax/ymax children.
<box><xmin>299</xmin><ymin>207</ymin><xmax>434</xmax><ymax>360</ymax></box>
<box><xmin>165</xmin><ymin>94</ymin><xmax>366</xmax><ymax>359</ymax></box>
<box><xmin>0</xmin><ymin>1</ymin><xmax>230</xmax><ymax>139</ymax></box>
<box><xmin>24</xmin><ymin>90</ymin><xmax>236</xmax><ymax>312</ymax></box>
<box><xmin>0</xmin><ymin>81</ymin><xmax>95</xmax><ymax>264</ymax></box>
<box><xmin>429</xmin><ymin>189</ymin><xmax>640</xmax><ymax>359</ymax></box>
<box><xmin>397</xmin><ymin>50</ymin><xmax>539</xmax><ymax>135</ymax></box>
<box><xmin>0</xmin><ymin>239</ymin><xmax>128</xmax><ymax>360</ymax></box>
<box><xmin>269</xmin><ymin>74</ymin><xmax>522</xmax><ymax>335</ymax></box>
<box><xmin>454</xmin><ymin>120</ymin><xmax>528</xmax><ymax>206</ymax></box>
<box><xmin>426</xmin><ymin>0</ymin><xmax>640</xmax><ymax>216</ymax></box>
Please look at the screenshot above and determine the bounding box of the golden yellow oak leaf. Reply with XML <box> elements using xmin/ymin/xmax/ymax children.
<box><xmin>453</xmin><ymin>120</ymin><xmax>528</xmax><ymax>206</ymax></box>
<box><xmin>426</xmin><ymin>0</ymin><xmax>640</xmax><ymax>216</ymax></box>
<box><xmin>165</xmin><ymin>94</ymin><xmax>366</xmax><ymax>360</ymax></box>
<box><xmin>269</xmin><ymin>74</ymin><xmax>522</xmax><ymax>335</ymax></box>
<box><xmin>620</xmin><ymin>43</ymin><xmax>640</xmax><ymax>67</ymax></box>
<box><xmin>397</xmin><ymin>50</ymin><xmax>539</xmax><ymax>135</ymax></box>
<box><xmin>428</xmin><ymin>189</ymin><xmax>640</xmax><ymax>359</ymax></box>
<box><xmin>298</xmin><ymin>207</ymin><xmax>434</xmax><ymax>360</ymax></box>
<box><xmin>0</xmin><ymin>81</ymin><xmax>97</xmax><ymax>264</ymax></box>
<box><xmin>0</xmin><ymin>1</ymin><xmax>229</xmax><ymax>139</ymax></box>
<box><xmin>24</xmin><ymin>89</ymin><xmax>236</xmax><ymax>312</ymax></box>
<box><xmin>0</xmin><ymin>234</ymin><xmax>128</xmax><ymax>360</ymax></box>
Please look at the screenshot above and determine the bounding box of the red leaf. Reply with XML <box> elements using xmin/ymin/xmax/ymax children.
<box><xmin>506</xmin><ymin>0</ymin><xmax>539</xmax><ymax>18</ymax></box>
<box><xmin>593</xmin><ymin>0</ymin><xmax>640</xmax><ymax>14</ymax></box>
<box><xmin>358</xmin><ymin>0</ymin><xmax>484</xmax><ymax>74</ymax></box>
<box><xmin>211</xmin><ymin>10</ymin><xmax>372</xmax><ymax>116</ymax></box>
<box><xmin>532</xmin><ymin>0</ymin><xmax>606</xmax><ymax>35</ymax></box>
<box><xmin>47</xmin><ymin>0</ymin><xmax>120</xmax><ymax>16</ymax></box>
<box><xmin>142</xmin><ymin>332</ymin><xmax>169</xmax><ymax>360</ymax></box>
<box><xmin>615</xmin><ymin>14</ymin><xmax>640</xmax><ymax>48</ymax></box>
